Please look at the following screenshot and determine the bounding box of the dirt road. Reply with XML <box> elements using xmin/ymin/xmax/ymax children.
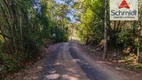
<box><xmin>39</xmin><ymin>42</ymin><xmax>132</xmax><ymax>80</ymax></box>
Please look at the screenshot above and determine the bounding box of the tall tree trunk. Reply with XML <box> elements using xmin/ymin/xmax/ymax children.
<box><xmin>103</xmin><ymin>0</ymin><xmax>108</xmax><ymax>59</ymax></box>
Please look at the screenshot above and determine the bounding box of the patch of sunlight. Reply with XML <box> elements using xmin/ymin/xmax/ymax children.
<box><xmin>62</xmin><ymin>74</ymin><xmax>79</xmax><ymax>80</ymax></box>
<box><xmin>45</xmin><ymin>73</ymin><xmax>60</xmax><ymax>79</ymax></box>
<box><xmin>74</xmin><ymin>74</ymin><xmax>81</xmax><ymax>77</ymax></box>
<box><xmin>0</xmin><ymin>35</ymin><xmax>4</xmax><ymax>40</ymax></box>
<box><xmin>73</xmin><ymin>59</ymin><xmax>88</xmax><ymax>65</ymax></box>
<box><xmin>37</xmin><ymin>66</ymin><xmax>43</xmax><ymax>70</ymax></box>
<box><xmin>73</xmin><ymin>59</ymin><xmax>81</xmax><ymax>62</ymax></box>
<box><xmin>54</xmin><ymin>62</ymin><xmax>62</xmax><ymax>66</ymax></box>
<box><xmin>115</xmin><ymin>67</ymin><xmax>121</xmax><ymax>70</ymax></box>
<box><xmin>66</xmin><ymin>68</ymin><xmax>77</xmax><ymax>73</ymax></box>
<box><xmin>48</xmin><ymin>69</ymin><xmax>56</xmax><ymax>74</ymax></box>
<box><xmin>96</xmin><ymin>61</ymin><xmax>103</xmax><ymax>63</ymax></box>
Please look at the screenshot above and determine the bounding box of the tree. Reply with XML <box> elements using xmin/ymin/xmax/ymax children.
<box><xmin>103</xmin><ymin>0</ymin><xmax>107</xmax><ymax>59</ymax></box>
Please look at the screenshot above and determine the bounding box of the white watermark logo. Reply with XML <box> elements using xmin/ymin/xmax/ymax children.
<box><xmin>110</xmin><ymin>0</ymin><xmax>138</xmax><ymax>20</ymax></box>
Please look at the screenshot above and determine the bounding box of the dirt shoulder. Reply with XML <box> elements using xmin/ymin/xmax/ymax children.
<box><xmin>4</xmin><ymin>44</ymin><xmax>57</xmax><ymax>80</ymax></box>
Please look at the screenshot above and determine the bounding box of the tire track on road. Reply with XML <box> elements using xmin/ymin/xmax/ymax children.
<box><xmin>69</xmin><ymin>42</ymin><xmax>127</xmax><ymax>80</ymax></box>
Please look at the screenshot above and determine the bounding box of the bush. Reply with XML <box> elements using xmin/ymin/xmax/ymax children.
<box><xmin>117</xmin><ymin>29</ymin><xmax>134</xmax><ymax>48</ymax></box>
<box><xmin>138</xmin><ymin>63</ymin><xmax>142</xmax><ymax>68</ymax></box>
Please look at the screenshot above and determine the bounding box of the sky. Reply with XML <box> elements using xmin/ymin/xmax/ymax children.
<box><xmin>55</xmin><ymin>0</ymin><xmax>76</xmax><ymax>23</ymax></box>
<box><xmin>55</xmin><ymin>0</ymin><xmax>65</xmax><ymax>4</ymax></box>
<box><xmin>33</xmin><ymin>0</ymin><xmax>41</xmax><ymax>14</ymax></box>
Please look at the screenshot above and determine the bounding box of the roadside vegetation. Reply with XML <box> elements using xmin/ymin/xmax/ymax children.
<box><xmin>73</xmin><ymin>0</ymin><xmax>142</xmax><ymax>70</ymax></box>
<box><xmin>0</xmin><ymin>0</ymin><xmax>68</xmax><ymax>79</ymax></box>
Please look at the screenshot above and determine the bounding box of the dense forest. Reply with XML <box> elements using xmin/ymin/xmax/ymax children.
<box><xmin>0</xmin><ymin>0</ymin><xmax>142</xmax><ymax>79</ymax></box>
<box><xmin>0</xmin><ymin>0</ymin><xmax>68</xmax><ymax>75</ymax></box>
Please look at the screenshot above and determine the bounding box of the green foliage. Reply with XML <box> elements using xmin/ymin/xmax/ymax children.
<box><xmin>117</xmin><ymin>29</ymin><xmax>134</xmax><ymax>47</ymax></box>
<box><xmin>0</xmin><ymin>52</ymin><xmax>18</xmax><ymax>71</ymax></box>
<box><xmin>51</xmin><ymin>26</ymin><xmax>68</xmax><ymax>42</ymax></box>
<box><xmin>0</xmin><ymin>0</ymin><xmax>68</xmax><ymax>73</ymax></box>
<box><xmin>138</xmin><ymin>63</ymin><xmax>142</xmax><ymax>68</ymax></box>
<box><xmin>76</xmin><ymin>0</ymin><xmax>104</xmax><ymax>44</ymax></box>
